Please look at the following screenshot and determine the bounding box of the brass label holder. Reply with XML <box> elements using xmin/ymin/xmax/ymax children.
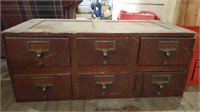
<box><xmin>152</xmin><ymin>75</ymin><xmax>171</xmax><ymax>89</ymax></box>
<box><xmin>95</xmin><ymin>41</ymin><xmax>116</xmax><ymax>57</ymax></box>
<box><xmin>95</xmin><ymin>75</ymin><xmax>114</xmax><ymax>89</ymax></box>
<box><xmin>159</xmin><ymin>41</ymin><xmax>179</xmax><ymax>56</ymax></box>
<box><xmin>33</xmin><ymin>77</ymin><xmax>54</xmax><ymax>93</ymax></box>
<box><xmin>27</xmin><ymin>41</ymin><xmax>50</xmax><ymax>58</ymax></box>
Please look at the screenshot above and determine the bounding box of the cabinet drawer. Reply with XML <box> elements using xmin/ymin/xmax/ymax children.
<box><xmin>137</xmin><ymin>72</ymin><xmax>187</xmax><ymax>97</ymax></box>
<box><xmin>77</xmin><ymin>37</ymin><xmax>136</xmax><ymax>66</ymax></box>
<box><xmin>77</xmin><ymin>72</ymin><xmax>133</xmax><ymax>98</ymax></box>
<box><xmin>138</xmin><ymin>37</ymin><xmax>194</xmax><ymax>65</ymax></box>
<box><xmin>6</xmin><ymin>37</ymin><xmax>70</xmax><ymax>67</ymax></box>
<box><xmin>13</xmin><ymin>74</ymin><xmax>72</xmax><ymax>101</ymax></box>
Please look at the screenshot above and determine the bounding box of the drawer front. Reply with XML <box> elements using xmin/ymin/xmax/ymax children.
<box><xmin>138</xmin><ymin>72</ymin><xmax>187</xmax><ymax>97</ymax></box>
<box><xmin>77</xmin><ymin>37</ymin><xmax>136</xmax><ymax>66</ymax></box>
<box><xmin>138</xmin><ymin>37</ymin><xmax>194</xmax><ymax>65</ymax></box>
<box><xmin>77</xmin><ymin>72</ymin><xmax>132</xmax><ymax>98</ymax></box>
<box><xmin>13</xmin><ymin>74</ymin><xmax>72</xmax><ymax>101</ymax></box>
<box><xmin>6</xmin><ymin>37</ymin><xmax>70</xmax><ymax>67</ymax></box>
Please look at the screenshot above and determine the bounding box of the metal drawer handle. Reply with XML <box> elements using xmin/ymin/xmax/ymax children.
<box><xmin>158</xmin><ymin>84</ymin><xmax>164</xmax><ymax>89</ymax></box>
<box><xmin>27</xmin><ymin>41</ymin><xmax>49</xmax><ymax>58</ymax></box>
<box><xmin>102</xmin><ymin>50</ymin><xmax>108</xmax><ymax>57</ymax></box>
<box><xmin>36</xmin><ymin>85</ymin><xmax>53</xmax><ymax>93</ymax></box>
<box><xmin>34</xmin><ymin>77</ymin><xmax>54</xmax><ymax>94</ymax></box>
<box><xmin>41</xmin><ymin>85</ymin><xmax>48</xmax><ymax>92</ymax></box>
<box><xmin>165</xmin><ymin>50</ymin><xmax>171</xmax><ymax>56</ymax></box>
<box><xmin>96</xmin><ymin>82</ymin><xmax>112</xmax><ymax>89</ymax></box>
<box><xmin>36</xmin><ymin>51</ymin><xmax>43</xmax><ymax>58</ymax></box>
<box><xmin>102</xmin><ymin>83</ymin><xmax>107</xmax><ymax>89</ymax></box>
<box><xmin>95</xmin><ymin>41</ymin><xmax>116</xmax><ymax>57</ymax></box>
<box><xmin>159</xmin><ymin>41</ymin><xmax>178</xmax><ymax>58</ymax></box>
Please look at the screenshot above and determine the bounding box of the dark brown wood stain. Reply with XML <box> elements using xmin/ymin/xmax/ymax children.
<box><xmin>1</xmin><ymin>19</ymin><xmax>196</xmax><ymax>102</ymax></box>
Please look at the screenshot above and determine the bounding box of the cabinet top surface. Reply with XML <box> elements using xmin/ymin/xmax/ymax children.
<box><xmin>2</xmin><ymin>19</ymin><xmax>195</xmax><ymax>34</ymax></box>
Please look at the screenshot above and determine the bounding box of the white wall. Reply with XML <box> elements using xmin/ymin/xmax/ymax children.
<box><xmin>79</xmin><ymin>0</ymin><xmax>93</xmax><ymax>13</ymax></box>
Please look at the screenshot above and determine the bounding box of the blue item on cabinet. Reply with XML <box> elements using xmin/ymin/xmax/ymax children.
<box><xmin>91</xmin><ymin>2</ymin><xmax>102</xmax><ymax>17</ymax></box>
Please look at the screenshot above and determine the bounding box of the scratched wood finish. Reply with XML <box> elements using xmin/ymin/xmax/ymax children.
<box><xmin>6</xmin><ymin>37</ymin><xmax>71</xmax><ymax>67</ymax></box>
<box><xmin>2</xmin><ymin>19</ymin><xmax>194</xmax><ymax>34</ymax></box>
<box><xmin>138</xmin><ymin>37</ymin><xmax>194</xmax><ymax>66</ymax></box>
<box><xmin>77</xmin><ymin>37</ymin><xmax>136</xmax><ymax>66</ymax></box>
<box><xmin>1</xmin><ymin>19</ymin><xmax>195</xmax><ymax>101</ymax></box>
<box><xmin>13</xmin><ymin>74</ymin><xmax>72</xmax><ymax>101</ymax></box>
<box><xmin>77</xmin><ymin>72</ymin><xmax>133</xmax><ymax>98</ymax></box>
<box><xmin>136</xmin><ymin>72</ymin><xmax>188</xmax><ymax>97</ymax></box>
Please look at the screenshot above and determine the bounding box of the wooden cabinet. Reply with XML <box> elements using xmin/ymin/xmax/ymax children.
<box><xmin>1</xmin><ymin>19</ymin><xmax>195</xmax><ymax>101</ymax></box>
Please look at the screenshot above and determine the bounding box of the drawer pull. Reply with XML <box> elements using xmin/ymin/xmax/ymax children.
<box><xmin>28</xmin><ymin>41</ymin><xmax>49</xmax><ymax>58</ymax></box>
<box><xmin>41</xmin><ymin>85</ymin><xmax>47</xmax><ymax>92</ymax></box>
<box><xmin>95</xmin><ymin>75</ymin><xmax>113</xmax><ymax>89</ymax></box>
<box><xmin>36</xmin><ymin>51</ymin><xmax>43</xmax><ymax>58</ymax></box>
<box><xmin>102</xmin><ymin>50</ymin><xmax>108</xmax><ymax>57</ymax></box>
<box><xmin>34</xmin><ymin>77</ymin><xmax>54</xmax><ymax>92</ymax></box>
<box><xmin>96</xmin><ymin>82</ymin><xmax>112</xmax><ymax>89</ymax></box>
<box><xmin>37</xmin><ymin>85</ymin><xmax>53</xmax><ymax>93</ymax></box>
<box><xmin>165</xmin><ymin>50</ymin><xmax>171</xmax><ymax>56</ymax></box>
<box><xmin>158</xmin><ymin>84</ymin><xmax>164</xmax><ymax>89</ymax></box>
<box><xmin>102</xmin><ymin>83</ymin><xmax>107</xmax><ymax>89</ymax></box>
<box><xmin>95</xmin><ymin>41</ymin><xmax>116</xmax><ymax>57</ymax></box>
<box><xmin>36</xmin><ymin>85</ymin><xmax>53</xmax><ymax>93</ymax></box>
<box><xmin>159</xmin><ymin>41</ymin><xmax>178</xmax><ymax>57</ymax></box>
